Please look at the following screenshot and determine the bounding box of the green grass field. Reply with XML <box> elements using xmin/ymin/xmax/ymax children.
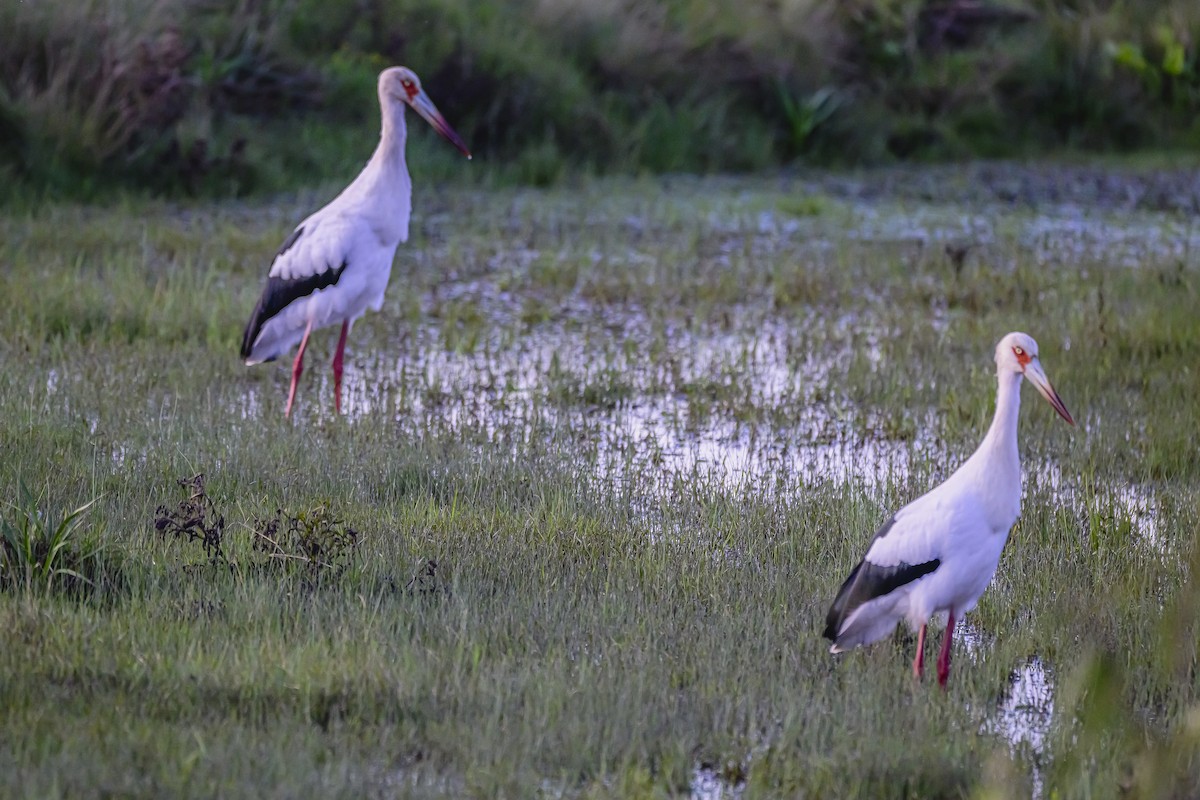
<box><xmin>1</xmin><ymin>164</ymin><xmax>1198</xmax><ymax>798</ymax></box>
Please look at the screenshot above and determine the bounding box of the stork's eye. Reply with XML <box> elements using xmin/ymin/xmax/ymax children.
<box><xmin>1013</xmin><ymin>346</ymin><xmax>1024</xmax><ymax>356</ymax></box>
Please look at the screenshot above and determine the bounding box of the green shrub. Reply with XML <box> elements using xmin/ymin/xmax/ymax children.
<box><xmin>1</xmin><ymin>0</ymin><xmax>1199</xmax><ymax>198</ymax></box>
<box><xmin>0</xmin><ymin>484</ymin><xmax>104</xmax><ymax>598</ymax></box>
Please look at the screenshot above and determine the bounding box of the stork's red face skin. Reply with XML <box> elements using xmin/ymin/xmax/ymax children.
<box><xmin>1013</xmin><ymin>346</ymin><xmax>1032</xmax><ymax>367</ymax></box>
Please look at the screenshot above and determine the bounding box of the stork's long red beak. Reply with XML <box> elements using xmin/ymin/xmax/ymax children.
<box><xmin>408</xmin><ymin>89</ymin><xmax>471</xmax><ymax>159</ymax></box>
<box><xmin>1024</xmin><ymin>359</ymin><xmax>1074</xmax><ymax>425</ymax></box>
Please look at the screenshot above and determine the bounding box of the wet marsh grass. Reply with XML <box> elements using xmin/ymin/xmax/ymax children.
<box><xmin>1</xmin><ymin>166</ymin><xmax>1199</xmax><ymax>796</ymax></box>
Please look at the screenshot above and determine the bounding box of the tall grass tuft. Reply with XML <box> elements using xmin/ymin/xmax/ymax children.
<box><xmin>0</xmin><ymin>484</ymin><xmax>101</xmax><ymax>597</ymax></box>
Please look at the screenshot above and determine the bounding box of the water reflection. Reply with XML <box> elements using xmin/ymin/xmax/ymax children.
<box><xmin>307</xmin><ymin>317</ymin><xmax>1159</xmax><ymax>545</ymax></box>
<box><xmin>691</xmin><ymin>765</ymin><xmax>744</xmax><ymax>800</ymax></box>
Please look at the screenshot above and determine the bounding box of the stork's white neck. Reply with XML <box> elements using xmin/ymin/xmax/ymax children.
<box><xmin>337</xmin><ymin>98</ymin><xmax>412</xmax><ymax>243</ymax></box>
<box><xmin>956</xmin><ymin>368</ymin><xmax>1024</xmax><ymax>528</ymax></box>
<box><xmin>979</xmin><ymin>369</ymin><xmax>1023</xmax><ymax>459</ymax></box>
<box><xmin>379</xmin><ymin>99</ymin><xmax>408</xmax><ymax>157</ymax></box>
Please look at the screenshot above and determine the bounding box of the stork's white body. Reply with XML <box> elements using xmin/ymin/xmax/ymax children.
<box><xmin>240</xmin><ymin>66</ymin><xmax>469</xmax><ymax>416</ymax></box>
<box><xmin>830</xmin><ymin>372</ymin><xmax>1023</xmax><ymax>649</ymax></box>
<box><xmin>241</xmin><ymin>147</ymin><xmax>412</xmax><ymax>366</ymax></box>
<box><xmin>824</xmin><ymin>332</ymin><xmax>1074</xmax><ymax>685</ymax></box>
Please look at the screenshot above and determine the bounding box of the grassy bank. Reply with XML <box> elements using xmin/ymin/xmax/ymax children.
<box><xmin>1</xmin><ymin>165</ymin><xmax>1198</xmax><ymax>796</ymax></box>
<box><xmin>3</xmin><ymin>0</ymin><xmax>1200</xmax><ymax>200</ymax></box>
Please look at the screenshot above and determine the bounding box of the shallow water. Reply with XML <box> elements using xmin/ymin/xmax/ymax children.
<box><xmin>987</xmin><ymin>658</ymin><xmax>1055</xmax><ymax>797</ymax></box>
<box><xmin>1035</xmin><ymin>461</ymin><xmax>1162</xmax><ymax>551</ymax></box>
<box><xmin>960</xmin><ymin>622</ymin><xmax>1055</xmax><ymax>796</ymax></box>
<box><xmin>315</xmin><ymin>310</ymin><xmax>1158</xmax><ymax>540</ymax></box>
<box><xmin>325</xmin><ymin>318</ymin><xmax>916</xmax><ymax>496</ymax></box>
<box><xmin>691</xmin><ymin>764</ymin><xmax>744</xmax><ymax>800</ymax></box>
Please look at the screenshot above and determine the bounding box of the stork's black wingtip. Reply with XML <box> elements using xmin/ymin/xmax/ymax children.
<box><xmin>239</xmin><ymin>322</ymin><xmax>257</xmax><ymax>361</ymax></box>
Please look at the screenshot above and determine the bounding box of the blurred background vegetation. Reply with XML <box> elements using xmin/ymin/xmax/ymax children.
<box><xmin>2</xmin><ymin>0</ymin><xmax>1199</xmax><ymax>200</ymax></box>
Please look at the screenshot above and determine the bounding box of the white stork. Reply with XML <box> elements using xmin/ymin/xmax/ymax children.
<box><xmin>240</xmin><ymin>66</ymin><xmax>470</xmax><ymax>417</ymax></box>
<box><xmin>823</xmin><ymin>332</ymin><xmax>1074</xmax><ymax>686</ymax></box>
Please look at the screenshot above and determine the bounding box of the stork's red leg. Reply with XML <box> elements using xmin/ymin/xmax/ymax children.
<box><xmin>912</xmin><ymin>624</ymin><xmax>927</xmax><ymax>680</ymax></box>
<box><xmin>332</xmin><ymin>319</ymin><xmax>349</xmax><ymax>415</ymax></box>
<box><xmin>285</xmin><ymin>321</ymin><xmax>313</xmax><ymax>418</ymax></box>
<box><xmin>936</xmin><ymin>610</ymin><xmax>956</xmax><ymax>688</ymax></box>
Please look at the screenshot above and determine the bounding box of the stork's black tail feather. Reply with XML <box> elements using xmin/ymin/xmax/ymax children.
<box><xmin>240</xmin><ymin>293</ymin><xmax>269</xmax><ymax>360</ymax></box>
<box><xmin>239</xmin><ymin>260</ymin><xmax>349</xmax><ymax>362</ymax></box>
<box><xmin>823</xmin><ymin>557</ymin><xmax>941</xmax><ymax>643</ymax></box>
<box><xmin>823</xmin><ymin>561</ymin><xmax>863</xmax><ymax>641</ymax></box>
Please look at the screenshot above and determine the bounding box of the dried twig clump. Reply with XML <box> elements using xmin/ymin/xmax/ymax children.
<box><xmin>404</xmin><ymin>559</ymin><xmax>448</xmax><ymax>597</ymax></box>
<box><xmin>154</xmin><ymin>474</ymin><xmax>227</xmax><ymax>564</ymax></box>
<box><xmin>252</xmin><ymin>506</ymin><xmax>361</xmax><ymax>585</ymax></box>
<box><xmin>153</xmin><ymin>476</ymin><xmax>365</xmax><ymax>590</ymax></box>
